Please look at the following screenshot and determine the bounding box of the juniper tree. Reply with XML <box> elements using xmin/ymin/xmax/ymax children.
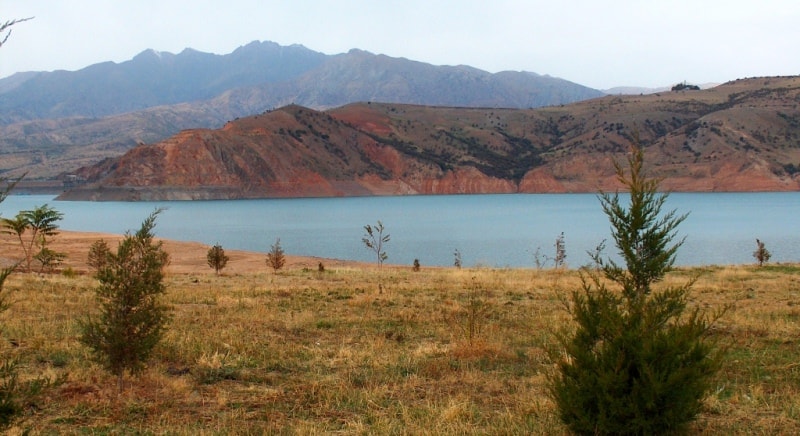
<box><xmin>79</xmin><ymin>209</ymin><xmax>171</xmax><ymax>392</ymax></box>
<box><xmin>87</xmin><ymin>239</ymin><xmax>111</xmax><ymax>272</ymax></box>
<box><xmin>207</xmin><ymin>243</ymin><xmax>229</xmax><ymax>275</ymax></box>
<box><xmin>266</xmin><ymin>238</ymin><xmax>285</xmax><ymax>273</ymax></box>
<box><xmin>550</xmin><ymin>147</ymin><xmax>723</xmax><ymax>435</ymax></box>
<box><xmin>753</xmin><ymin>238</ymin><xmax>771</xmax><ymax>267</ymax></box>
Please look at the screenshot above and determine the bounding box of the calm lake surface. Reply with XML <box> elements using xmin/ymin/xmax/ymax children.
<box><xmin>3</xmin><ymin>193</ymin><xmax>799</xmax><ymax>268</ymax></box>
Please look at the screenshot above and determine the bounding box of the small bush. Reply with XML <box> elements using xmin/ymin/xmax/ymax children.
<box><xmin>206</xmin><ymin>243</ymin><xmax>229</xmax><ymax>275</ymax></box>
<box><xmin>532</xmin><ymin>246</ymin><xmax>547</xmax><ymax>269</ymax></box>
<box><xmin>266</xmin><ymin>238</ymin><xmax>285</xmax><ymax>273</ymax></box>
<box><xmin>753</xmin><ymin>238</ymin><xmax>771</xmax><ymax>267</ymax></box>
<box><xmin>34</xmin><ymin>246</ymin><xmax>66</xmax><ymax>273</ymax></box>
<box><xmin>445</xmin><ymin>279</ymin><xmax>494</xmax><ymax>346</ymax></box>
<box><xmin>362</xmin><ymin>221</ymin><xmax>389</xmax><ymax>268</ymax></box>
<box><xmin>454</xmin><ymin>249</ymin><xmax>462</xmax><ymax>269</ymax></box>
<box><xmin>87</xmin><ymin>239</ymin><xmax>110</xmax><ymax>271</ymax></box>
<box><xmin>554</xmin><ymin>232</ymin><xmax>566</xmax><ymax>268</ymax></box>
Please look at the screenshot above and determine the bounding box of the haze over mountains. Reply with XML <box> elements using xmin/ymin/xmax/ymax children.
<box><xmin>0</xmin><ymin>41</ymin><xmax>604</xmax><ymax>181</ymax></box>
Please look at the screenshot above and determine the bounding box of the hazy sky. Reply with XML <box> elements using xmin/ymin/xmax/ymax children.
<box><xmin>2</xmin><ymin>0</ymin><xmax>798</xmax><ymax>89</ymax></box>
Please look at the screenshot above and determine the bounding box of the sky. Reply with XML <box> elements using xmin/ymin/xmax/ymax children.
<box><xmin>1</xmin><ymin>0</ymin><xmax>798</xmax><ymax>90</ymax></box>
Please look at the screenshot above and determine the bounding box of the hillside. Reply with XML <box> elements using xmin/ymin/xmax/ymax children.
<box><xmin>0</xmin><ymin>41</ymin><xmax>602</xmax><ymax>180</ymax></box>
<box><xmin>58</xmin><ymin>76</ymin><xmax>800</xmax><ymax>200</ymax></box>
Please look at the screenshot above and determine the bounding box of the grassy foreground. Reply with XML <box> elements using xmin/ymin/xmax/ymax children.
<box><xmin>2</xmin><ymin>261</ymin><xmax>800</xmax><ymax>434</ymax></box>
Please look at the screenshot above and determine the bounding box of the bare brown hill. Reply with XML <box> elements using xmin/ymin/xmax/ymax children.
<box><xmin>58</xmin><ymin>76</ymin><xmax>800</xmax><ymax>200</ymax></box>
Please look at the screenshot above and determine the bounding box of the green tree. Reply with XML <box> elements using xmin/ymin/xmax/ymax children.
<box><xmin>753</xmin><ymin>238</ymin><xmax>771</xmax><ymax>267</ymax></box>
<box><xmin>87</xmin><ymin>239</ymin><xmax>111</xmax><ymax>271</ymax></box>
<box><xmin>549</xmin><ymin>147</ymin><xmax>723</xmax><ymax>435</ymax></box>
<box><xmin>362</xmin><ymin>221</ymin><xmax>389</xmax><ymax>268</ymax></box>
<box><xmin>207</xmin><ymin>243</ymin><xmax>229</xmax><ymax>275</ymax></box>
<box><xmin>266</xmin><ymin>238</ymin><xmax>285</xmax><ymax>273</ymax></box>
<box><xmin>2</xmin><ymin>204</ymin><xmax>65</xmax><ymax>272</ymax></box>
<box><xmin>79</xmin><ymin>210</ymin><xmax>171</xmax><ymax>392</ymax></box>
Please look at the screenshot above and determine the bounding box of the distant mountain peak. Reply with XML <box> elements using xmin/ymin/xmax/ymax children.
<box><xmin>0</xmin><ymin>40</ymin><xmax>605</xmax><ymax>179</ymax></box>
<box><xmin>132</xmin><ymin>48</ymin><xmax>171</xmax><ymax>61</ymax></box>
<box><xmin>347</xmin><ymin>48</ymin><xmax>370</xmax><ymax>54</ymax></box>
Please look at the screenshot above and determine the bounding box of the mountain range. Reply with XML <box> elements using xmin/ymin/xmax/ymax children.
<box><xmin>0</xmin><ymin>41</ymin><xmax>603</xmax><ymax>180</ymax></box>
<box><xmin>57</xmin><ymin>76</ymin><xmax>800</xmax><ymax>201</ymax></box>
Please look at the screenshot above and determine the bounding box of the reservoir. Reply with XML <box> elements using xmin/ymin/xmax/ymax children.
<box><xmin>2</xmin><ymin>192</ymin><xmax>799</xmax><ymax>268</ymax></box>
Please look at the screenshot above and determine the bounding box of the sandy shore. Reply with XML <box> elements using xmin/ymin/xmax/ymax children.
<box><xmin>1</xmin><ymin>230</ymin><xmax>368</xmax><ymax>275</ymax></box>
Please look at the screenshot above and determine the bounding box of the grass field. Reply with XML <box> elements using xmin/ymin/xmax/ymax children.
<box><xmin>1</xmin><ymin>250</ymin><xmax>799</xmax><ymax>434</ymax></box>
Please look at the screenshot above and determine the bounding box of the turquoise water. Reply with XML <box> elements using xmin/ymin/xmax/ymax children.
<box><xmin>2</xmin><ymin>193</ymin><xmax>799</xmax><ymax>267</ymax></box>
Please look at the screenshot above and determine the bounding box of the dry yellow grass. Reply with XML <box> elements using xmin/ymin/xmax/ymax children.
<box><xmin>1</xmin><ymin>232</ymin><xmax>799</xmax><ymax>433</ymax></box>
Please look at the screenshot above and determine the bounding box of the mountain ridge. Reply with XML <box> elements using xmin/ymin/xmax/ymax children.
<box><xmin>0</xmin><ymin>41</ymin><xmax>603</xmax><ymax>179</ymax></box>
<box><xmin>57</xmin><ymin>76</ymin><xmax>800</xmax><ymax>201</ymax></box>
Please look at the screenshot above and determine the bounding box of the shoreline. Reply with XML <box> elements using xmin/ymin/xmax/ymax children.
<box><xmin>1</xmin><ymin>230</ymin><xmax>373</xmax><ymax>275</ymax></box>
<box><xmin>3</xmin><ymin>230</ymin><xmax>792</xmax><ymax>276</ymax></box>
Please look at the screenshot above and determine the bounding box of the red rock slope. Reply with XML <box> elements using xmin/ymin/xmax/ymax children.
<box><xmin>59</xmin><ymin>77</ymin><xmax>800</xmax><ymax>200</ymax></box>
